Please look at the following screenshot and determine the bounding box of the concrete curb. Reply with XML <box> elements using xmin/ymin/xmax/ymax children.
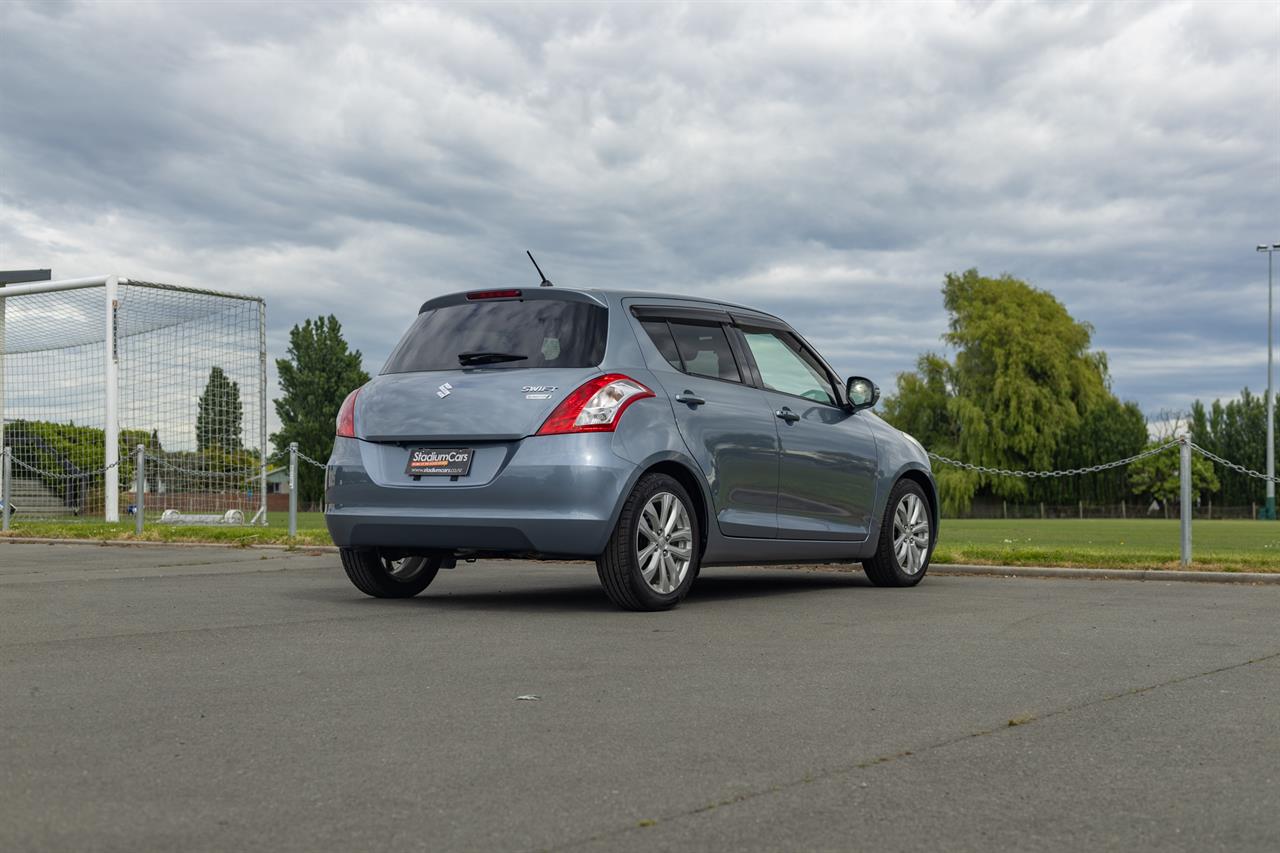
<box><xmin>932</xmin><ymin>563</ymin><xmax>1280</xmax><ymax>584</ymax></box>
<box><xmin>0</xmin><ymin>536</ymin><xmax>339</xmax><ymax>553</ymax></box>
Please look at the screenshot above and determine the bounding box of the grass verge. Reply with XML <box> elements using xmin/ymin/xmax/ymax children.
<box><xmin>0</xmin><ymin>512</ymin><xmax>332</xmax><ymax>547</ymax></box>
<box><xmin>932</xmin><ymin>519</ymin><xmax>1280</xmax><ymax>573</ymax></box>
<box><xmin>4</xmin><ymin>516</ymin><xmax>1280</xmax><ymax>572</ymax></box>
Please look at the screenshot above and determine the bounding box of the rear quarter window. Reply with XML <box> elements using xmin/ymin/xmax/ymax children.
<box><xmin>639</xmin><ymin>320</ymin><xmax>682</xmax><ymax>371</ymax></box>
<box><xmin>382</xmin><ymin>299</ymin><xmax>608</xmax><ymax>373</ymax></box>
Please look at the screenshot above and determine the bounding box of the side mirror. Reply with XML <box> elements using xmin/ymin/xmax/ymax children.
<box><xmin>846</xmin><ymin>376</ymin><xmax>879</xmax><ymax>412</ymax></box>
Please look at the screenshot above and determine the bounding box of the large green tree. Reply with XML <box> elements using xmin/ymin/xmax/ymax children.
<box><xmin>196</xmin><ymin>366</ymin><xmax>243</xmax><ymax>451</ymax></box>
<box><xmin>1028</xmin><ymin>397</ymin><xmax>1149</xmax><ymax>506</ymax></box>
<box><xmin>1128</xmin><ymin>441</ymin><xmax>1219</xmax><ymax>509</ymax></box>
<box><xmin>882</xmin><ymin>269</ymin><xmax>1143</xmax><ymax>514</ymax></box>
<box><xmin>271</xmin><ymin>316</ymin><xmax>370</xmax><ymax>505</ymax></box>
<box><xmin>1189</xmin><ymin>388</ymin><xmax>1279</xmax><ymax>507</ymax></box>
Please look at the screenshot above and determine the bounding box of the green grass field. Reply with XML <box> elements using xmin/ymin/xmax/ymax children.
<box><xmin>0</xmin><ymin>512</ymin><xmax>334</xmax><ymax>548</ymax></box>
<box><xmin>932</xmin><ymin>519</ymin><xmax>1280</xmax><ymax>572</ymax></box>
<box><xmin>4</xmin><ymin>514</ymin><xmax>1280</xmax><ymax>571</ymax></box>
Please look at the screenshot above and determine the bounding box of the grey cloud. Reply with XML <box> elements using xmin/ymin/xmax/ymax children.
<box><xmin>1</xmin><ymin>0</ymin><xmax>1276</xmax><ymax>428</ymax></box>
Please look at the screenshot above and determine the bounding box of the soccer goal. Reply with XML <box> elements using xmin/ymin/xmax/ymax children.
<box><xmin>0</xmin><ymin>275</ymin><xmax>267</xmax><ymax>524</ymax></box>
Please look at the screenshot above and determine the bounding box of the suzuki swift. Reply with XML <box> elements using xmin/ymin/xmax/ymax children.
<box><xmin>325</xmin><ymin>286</ymin><xmax>937</xmax><ymax>610</ymax></box>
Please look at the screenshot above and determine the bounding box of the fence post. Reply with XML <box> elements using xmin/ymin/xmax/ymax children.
<box><xmin>134</xmin><ymin>444</ymin><xmax>145</xmax><ymax>537</ymax></box>
<box><xmin>1121</xmin><ymin>499</ymin><xmax>1126</xmax><ymax>519</ymax></box>
<box><xmin>1078</xmin><ymin>500</ymin><xmax>1084</xmax><ymax>520</ymax></box>
<box><xmin>1180</xmin><ymin>437</ymin><xmax>1192</xmax><ymax>567</ymax></box>
<box><xmin>1002</xmin><ymin>500</ymin><xmax>1007</xmax><ymax>520</ymax></box>
<box><xmin>288</xmin><ymin>442</ymin><xmax>298</xmax><ymax>539</ymax></box>
<box><xmin>1</xmin><ymin>447</ymin><xmax>11</xmax><ymax>533</ymax></box>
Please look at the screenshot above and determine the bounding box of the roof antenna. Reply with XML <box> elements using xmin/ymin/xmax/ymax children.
<box><xmin>526</xmin><ymin>250</ymin><xmax>554</xmax><ymax>287</ymax></box>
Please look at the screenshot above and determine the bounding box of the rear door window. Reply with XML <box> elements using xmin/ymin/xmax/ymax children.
<box><xmin>382</xmin><ymin>299</ymin><xmax>607</xmax><ymax>373</ymax></box>
<box><xmin>667</xmin><ymin>321</ymin><xmax>742</xmax><ymax>383</ymax></box>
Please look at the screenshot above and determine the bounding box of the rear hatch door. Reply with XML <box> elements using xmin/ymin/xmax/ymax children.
<box><xmin>358</xmin><ymin>367</ymin><xmax>600</xmax><ymax>442</ymax></box>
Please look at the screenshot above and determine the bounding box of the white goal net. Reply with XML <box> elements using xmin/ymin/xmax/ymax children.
<box><xmin>1</xmin><ymin>276</ymin><xmax>267</xmax><ymax>524</ymax></box>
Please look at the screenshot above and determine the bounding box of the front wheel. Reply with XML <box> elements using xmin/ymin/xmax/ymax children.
<box><xmin>596</xmin><ymin>473</ymin><xmax>701</xmax><ymax>611</ymax></box>
<box><xmin>340</xmin><ymin>549</ymin><xmax>441</xmax><ymax>598</ymax></box>
<box><xmin>863</xmin><ymin>480</ymin><xmax>933</xmax><ymax>587</ymax></box>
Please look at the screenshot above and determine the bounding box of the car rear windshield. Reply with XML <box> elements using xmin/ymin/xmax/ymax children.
<box><xmin>381</xmin><ymin>298</ymin><xmax>608</xmax><ymax>373</ymax></box>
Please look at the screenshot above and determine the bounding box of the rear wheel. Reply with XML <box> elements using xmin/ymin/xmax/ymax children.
<box><xmin>863</xmin><ymin>480</ymin><xmax>933</xmax><ymax>587</ymax></box>
<box><xmin>340</xmin><ymin>549</ymin><xmax>441</xmax><ymax>598</ymax></box>
<box><xmin>596</xmin><ymin>473</ymin><xmax>700</xmax><ymax>611</ymax></box>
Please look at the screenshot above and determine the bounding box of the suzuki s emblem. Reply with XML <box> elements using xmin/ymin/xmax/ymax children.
<box><xmin>437</xmin><ymin>382</ymin><xmax>453</xmax><ymax>398</ymax></box>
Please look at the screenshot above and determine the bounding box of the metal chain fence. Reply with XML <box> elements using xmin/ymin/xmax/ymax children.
<box><xmin>4</xmin><ymin>436</ymin><xmax>1280</xmax><ymax>557</ymax></box>
<box><xmin>295</xmin><ymin>449</ymin><xmax>328</xmax><ymax>470</ymax></box>
<box><xmin>926</xmin><ymin>440</ymin><xmax>1181</xmax><ymax>480</ymax></box>
<box><xmin>9</xmin><ymin>453</ymin><xmax>124</xmax><ymax>479</ymax></box>
<box><xmin>929</xmin><ymin>440</ymin><xmax>1279</xmax><ymax>484</ymax></box>
<box><xmin>925</xmin><ymin>438</ymin><xmax>1280</xmax><ymax>566</ymax></box>
<box><xmin>1</xmin><ymin>444</ymin><xmax>266</xmax><ymax>532</ymax></box>
<box><xmin>1189</xmin><ymin>443</ymin><xmax>1280</xmax><ymax>484</ymax></box>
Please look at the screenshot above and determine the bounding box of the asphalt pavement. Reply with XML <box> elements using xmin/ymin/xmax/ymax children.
<box><xmin>2</xmin><ymin>542</ymin><xmax>1277</xmax><ymax>852</ymax></box>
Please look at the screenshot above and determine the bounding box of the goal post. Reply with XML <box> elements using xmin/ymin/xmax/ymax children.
<box><xmin>105</xmin><ymin>274</ymin><xmax>119</xmax><ymax>522</ymax></box>
<box><xmin>0</xmin><ymin>275</ymin><xmax>268</xmax><ymax>525</ymax></box>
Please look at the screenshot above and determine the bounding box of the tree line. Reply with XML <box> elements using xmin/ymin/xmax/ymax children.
<box><xmin>881</xmin><ymin>269</ymin><xmax>1241</xmax><ymax>515</ymax></box>
<box><xmin>1188</xmin><ymin>390</ymin><xmax>1277</xmax><ymax>507</ymax></box>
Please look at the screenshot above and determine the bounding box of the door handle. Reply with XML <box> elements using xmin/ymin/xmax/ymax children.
<box><xmin>775</xmin><ymin>408</ymin><xmax>800</xmax><ymax>423</ymax></box>
<box><xmin>675</xmin><ymin>392</ymin><xmax>706</xmax><ymax>406</ymax></box>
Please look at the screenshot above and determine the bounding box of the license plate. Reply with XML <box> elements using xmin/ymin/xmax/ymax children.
<box><xmin>405</xmin><ymin>447</ymin><xmax>474</xmax><ymax>477</ymax></box>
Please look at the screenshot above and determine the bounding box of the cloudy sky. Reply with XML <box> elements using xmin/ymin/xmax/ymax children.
<box><xmin>2</xmin><ymin>0</ymin><xmax>1277</xmax><ymax>434</ymax></box>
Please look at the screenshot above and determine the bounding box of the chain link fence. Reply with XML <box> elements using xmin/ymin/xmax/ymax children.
<box><xmin>1</xmin><ymin>277</ymin><xmax>268</xmax><ymax>523</ymax></box>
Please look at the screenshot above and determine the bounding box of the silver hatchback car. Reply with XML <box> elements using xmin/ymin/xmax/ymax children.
<box><xmin>325</xmin><ymin>286</ymin><xmax>937</xmax><ymax>610</ymax></box>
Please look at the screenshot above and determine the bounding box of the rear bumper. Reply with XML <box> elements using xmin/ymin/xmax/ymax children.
<box><xmin>323</xmin><ymin>434</ymin><xmax>636</xmax><ymax>556</ymax></box>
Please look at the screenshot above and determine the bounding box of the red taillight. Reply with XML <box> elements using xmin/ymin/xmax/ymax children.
<box><xmin>466</xmin><ymin>289</ymin><xmax>523</xmax><ymax>300</ymax></box>
<box><xmin>336</xmin><ymin>387</ymin><xmax>361</xmax><ymax>438</ymax></box>
<box><xmin>536</xmin><ymin>374</ymin><xmax>655</xmax><ymax>436</ymax></box>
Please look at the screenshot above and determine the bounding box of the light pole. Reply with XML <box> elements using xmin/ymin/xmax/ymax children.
<box><xmin>1260</xmin><ymin>243</ymin><xmax>1280</xmax><ymax>520</ymax></box>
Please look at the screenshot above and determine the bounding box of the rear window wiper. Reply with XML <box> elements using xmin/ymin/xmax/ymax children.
<box><xmin>457</xmin><ymin>351</ymin><xmax>528</xmax><ymax>366</ymax></box>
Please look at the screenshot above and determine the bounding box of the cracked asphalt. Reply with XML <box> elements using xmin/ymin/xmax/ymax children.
<box><xmin>2</xmin><ymin>542</ymin><xmax>1277</xmax><ymax>852</ymax></box>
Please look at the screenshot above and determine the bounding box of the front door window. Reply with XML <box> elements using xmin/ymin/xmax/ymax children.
<box><xmin>741</xmin><ymin>330</ymin><xmax>836</xmax><ymax>405</ymax></box>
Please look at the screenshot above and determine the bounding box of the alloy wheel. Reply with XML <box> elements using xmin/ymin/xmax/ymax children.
<box><xmin>893</xmin><ymin>492</ymin><xmax>930</xmax><ymax>575</ymax></box>
<box><xmin>636</xmin><ymin>492</ymin><xmax>693</xmax><ymax>594</ymax></box>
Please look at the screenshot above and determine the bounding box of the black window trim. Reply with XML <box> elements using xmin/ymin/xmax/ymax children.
<box><xmin>728</xmin><ymin>311</ymin><xmax>790</xmax><ymax>331</ymax></box>
<box><xmin>630</xmin><ymin>304</ymin><xmax>847</xmax><ymax>405</ymax></box>
<box><xmin>724</xmin><ymin>324</ymin><xmax>762</xmax><ymax>388</ymax></box>
<box><xmin>630</xmin><ymin>305</ymin><xmax>733</xmax><ymax>324</ymax></box>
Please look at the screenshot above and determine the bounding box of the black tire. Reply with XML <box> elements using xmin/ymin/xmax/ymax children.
<box><xmin>596</xmin><ymin>473</ymin><xmax>701</xmax><ymax>611</ymax></box>
<box><xmin>340</xmin><ymin>548</ymin><xmax>441</xmax><ymax>598</ymax></box>
<box><xmin>863</xmin><ymin>479</ymin><xmax>934</xmax><ymax>587</ymax></box>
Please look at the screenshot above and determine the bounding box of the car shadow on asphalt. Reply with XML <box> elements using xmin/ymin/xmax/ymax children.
<box><xmin>296</xmin><ymin>568</ymin><xmax>873</xmax><ymax>614</ymax></box>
